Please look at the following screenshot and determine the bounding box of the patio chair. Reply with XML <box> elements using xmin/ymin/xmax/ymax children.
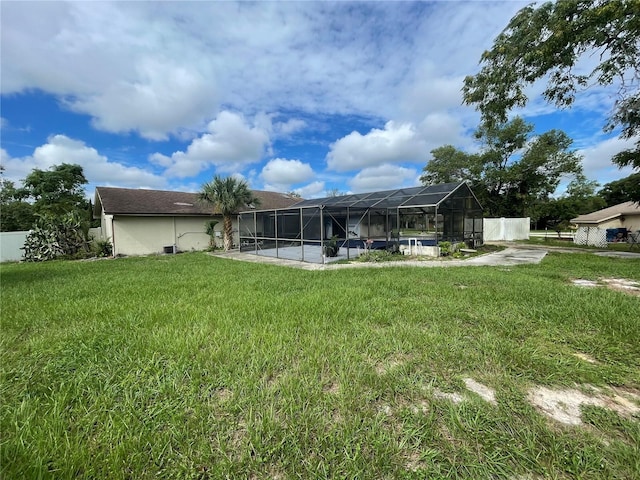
<box><xmin>628</xmin><ymin>231</ymin><xmax>640</xmax><ymax>250</ymax></box>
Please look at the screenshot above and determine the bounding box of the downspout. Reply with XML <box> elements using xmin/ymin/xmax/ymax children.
<box><xmin>173</xmin><ymin>216</ymin><xmax>177</xmax><ymax>252</ymax></box>
<box><xmin>111</xmin><ymin>216</ymin><xmax>116</xmax><ymax>255</ymax></box>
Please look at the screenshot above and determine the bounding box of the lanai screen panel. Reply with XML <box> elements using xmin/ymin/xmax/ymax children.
<box><xmin>436</xmin><ymin>184</ymin><xmax>483</xmax><ymax>245</ymax></box>
<box><xmin>238</xmin><ymin>182</ymin><xmax>483</xmax><ymax>262</ymax></box>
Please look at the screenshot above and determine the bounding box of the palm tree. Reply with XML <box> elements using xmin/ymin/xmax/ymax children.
<box><xmin>199</xmin><ymin>176</ymin><xmax>260</xmax><ymax>251</ymax></box>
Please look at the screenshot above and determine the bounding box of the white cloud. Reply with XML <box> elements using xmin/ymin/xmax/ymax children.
<box><xmin>418</xmin><ymin>113</ymin><xmax>467</xmax><ymax>149</ymax></box>
<box><xmin>160</xmin><ymin>111</ymin><xmax>271</xmax><ymax>178</ymax></box>
<box><xmin>261</xmin><ymin>158</ymin><xmax>314</xmax><ymax>188</ymax></box>
<box><xmin>276</xmin><ymin>119</ymin><xmax>307</xmax><ymax>136</ymax></box>
<box><xmin>577</xmin><ymin>136</ymin><xmax>636</xmax><ymax>186</ymax></box>
<box><xmin>0</xmin><ymin>1</ymin><xmax>527</xmax><ymax>139</ymax></box>
<box><xmin>0</xmin><ymin>135</ymin><xmax>166</xmax><ymax>193</ymax></box>
<box><xmin>399</xmin><ymin>74</ymin><xmax>466</xmax><ymax>120</ymax></box>
<box><xmin>68</xmin><ymin>60</ymin><xmax>216</xmax><ymax>140</ymax></box>
<box><xmin>349</xmin><ymin>164</ymin><xmax>418</xmax><ymax>193</ymax></box>
<box><xmin>296</xmin><ymin>181</ymin><xmax>326</xmax><ymax>198</ymax></box>
<box><xmin>327</xmin><ymin>121</ymin><xmax>430</xmax><ymax>172</ymax></box>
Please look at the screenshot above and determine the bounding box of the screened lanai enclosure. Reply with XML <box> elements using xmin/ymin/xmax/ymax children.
<box><xmin>238</xmin><ymin>182</ymin><xmax>483</xmax><ymax>264</ymax></box>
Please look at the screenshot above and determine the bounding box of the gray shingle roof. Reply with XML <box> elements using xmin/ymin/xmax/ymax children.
<box><xmin>95</xmin><ymin>187</ymin><xmax>301</xmax><ymax>216</ymax></box>
<box><xmin>571</xmin><ymin>201</ymin><xmax>640</xmax><ymax>224</ymax></box>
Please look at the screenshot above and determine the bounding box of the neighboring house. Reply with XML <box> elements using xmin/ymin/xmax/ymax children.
<box><xmin>94</xmin><ymin>187</ymin><xmax>300</xmax><ymax>256</ymax></box>
<box><xmin>571</xmin><ymin>201</ymin><xmax>640</xmax><ymax>232</ymax></box>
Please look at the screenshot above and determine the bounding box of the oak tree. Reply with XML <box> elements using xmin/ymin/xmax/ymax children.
<box><xmin>420</xmin><ymin>117</ymin><xmax>582</xmax><ymax>217</ymax></box>
<box><xmin>463</xmin><ymin>0</ymin><xmax>640</xmax><ymax>178</ymax></box>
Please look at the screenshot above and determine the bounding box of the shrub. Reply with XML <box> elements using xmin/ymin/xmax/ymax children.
<box><xmin>94</xmin><ymin>240</ymin><xmax>113</xmax><ymax>257</ymax></box>
<box><xmin>357</xmin><ymin>250</ymin><xmax>398</xmax><ymax>263</ymax></box>
<box><xmin>22</xmin><ymin>212</ymin><xmax>90</xmax><ymax>262</ymax></box>
<box><xmin>323</xmin><ymin>236</ymin><xmax>339</xmax><ymax>257</ymax></box>
<box><xmin>438</xmin><ymin>241</ymin><xmax>452</xmax><ymax>256</ymax></box>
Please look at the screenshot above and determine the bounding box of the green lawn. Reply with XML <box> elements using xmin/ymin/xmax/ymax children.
<box><xmin>2</xmin><ymin>252</ymin><xmax>639</xmax><ymax>479</ymax></box>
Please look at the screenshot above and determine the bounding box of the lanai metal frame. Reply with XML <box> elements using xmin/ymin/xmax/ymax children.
<box><xmin>238</xmin><ymin>182</ymin><xmax>483</xmax><ymax>263</ymax></box>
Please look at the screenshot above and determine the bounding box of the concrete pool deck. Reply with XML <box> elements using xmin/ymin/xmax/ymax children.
<box><xmin>210</xmin><ymin>246</ymin><xmax>550</xmax><ymax>270</ymax></box>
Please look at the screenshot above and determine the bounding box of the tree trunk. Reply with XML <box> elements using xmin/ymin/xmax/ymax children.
<box><xmin>223</xmin><ymin>215</ymin><xmax>233</xmax><ymax>251</ymax></box>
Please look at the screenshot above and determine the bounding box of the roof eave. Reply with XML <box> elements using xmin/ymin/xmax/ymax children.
<box><xmin>572</xmin><ymin>213</ymin><xmax>622</xmax><ymax>224</ymax></box>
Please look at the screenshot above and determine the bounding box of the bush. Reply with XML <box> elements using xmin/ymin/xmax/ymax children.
<box><xmin>22</xmin><ymin>212</ymin><xmax>90</xmax><ymax>262</ymax></box>
<box><xmin>438</xmin><ymin>241</ymin><xmax>452</xmax><ymax>256</ymax></box>
<box><xmin>356</xmin><ymin>250</ymin><xmax>398</xmax><ymax>263</ymax></box>
<box><xmin>94</xmin><ymin>240</ymin><xmax>113</xmax><ymax>257</ymax></box>
<box><xmin>323</xmin><ymin>236</ymin><xmax>339</xmax><ymax>257</ymax></box>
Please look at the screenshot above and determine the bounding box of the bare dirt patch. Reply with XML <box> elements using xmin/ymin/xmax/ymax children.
<box><xmin>322</xmin><ymin>381</ymin><xmax>340</xmax><ymax>395</ymax></box>
<box><xmin>404</xmin><ymin>450</ymin><xmax>427</xmax><ymax>472</ymax></box>
<box><xmin>528</xmin><ymin>384</ymin><xmax>640</xmax><ymax>425</ymax></box>
<box><xmin>463</xmin><ymin>377</ymin><xmax>497</xmax><ymax>405</ymax></box>
<box><xmin>376</xmin><ymin>396</ymin><xmax>430</xmax><ymax>418</ymax></box>
<box><xmin>409</xmin><ymin>399</ymin><xmax>430</xmax><ymax>415</ymax></box>
<box><xmin>528</xmin><ymin>386</ymin><xmax>604</xmax><ymax>425</ymax></box>
<box><xmin>432</xmin><ymin>388</ymin><xmax>465</xmax><ymax>404</ymax></box>
<box><xmin>600</xmin><ymin>277</ymin><xmax>640</xmax><ymax>295</ymax></box>
<box><xmin>263</xmin><ymin>372</ymin><xmax>285</xmax><ymax>389</ymax></box>
<box><xmin>373</xmin><ymin>353</ymin><xmax>412</xmax><ymax>375</ymax></box>
<box><xmin>571</xmin><ymin>277</ymin><xmax>640</xmax><ymax>296</ymax></box>
<box><xmin>215</xmin><ymin>387</ymin><xmax>233</xmax><ymax>401</ymax></box>
<box><xmin>573</xmin><ymin>352</ymin><xmax>599</xmax><ymax>364</ymax></box>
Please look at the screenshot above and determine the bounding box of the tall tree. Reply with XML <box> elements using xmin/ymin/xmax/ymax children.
<box><xmin>462</xmin><ymin>0</ymin><xmax>640</xmax><ymax>178</ymax></box>
<box><xmin>418</xmin><ymin>145</ymin><xmax>483</xmax><ymax>185</ymax></box>
<box><xmin>22</xmin><ymin>163</ymin><xmax>88</xmax><ymax>217</ymax></box>
<box><xmin>420</xmin><ymin>117</ymin><xmax>582</xmax><ymax>217</ymax></box>
<box><xmin>0</xmin><ymin>178</ymin><xmax>36</xmax><ymax>231</ymax></box>
<box><xmin>198</xmin><ymin>176</ymin><xmax>260</xmax><ymax>251</ymax></box>
<box><xmin>532</xmin><ymin>174</ymin><xmax>606</xmax><ymax>231</ymax></box>
<box><xmin>598</xmin><ymin>172</ymin><xmax>640</xmax><ymax>206</ymax></box>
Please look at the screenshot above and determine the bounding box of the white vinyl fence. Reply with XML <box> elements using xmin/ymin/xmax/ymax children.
<box><xmin>0</xmin><ymin>231</ymin><xmax>29</xmax><ymax>262</ymax></box>
<box><xmin>0</xmin><ymin>227</ymin><xmax>103</xmax><ymax>263</ymax></box>
<box><xmin>483</xmin><ymin>217</ymin><xmax>530</xmax><ymax>241</ymax></box>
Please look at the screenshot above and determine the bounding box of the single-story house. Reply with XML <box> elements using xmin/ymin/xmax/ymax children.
<box><xmin>571</xmin><ymin>201</ymin><xmax>640</xmax><ymax>232</ymax></box>
<box><xmin>93</xmin><ymin>187</ymin><xmax>301</xmax><ymax>256</ymax></box>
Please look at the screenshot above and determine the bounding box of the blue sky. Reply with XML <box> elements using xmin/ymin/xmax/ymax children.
<box><xmin>1</xmin><ymin>1</ymin><xmax>635</xmax><ymax>199</ymax></box>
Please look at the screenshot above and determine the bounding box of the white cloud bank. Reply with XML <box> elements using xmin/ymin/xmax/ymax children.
<box><xmin>577</xmin><ymin>136</ymin><xmax>636</xmax><ymax>186</ymax></box>
<box><xmin>349</xmin><ymin>164</ymin><xmax>418</xmax><ymax>193</ymax></box>
<box><xmin>261</xmin><ymin>158</ymin><xmax>315</xmax><ymax>190</ymax></box>
<box><xmin>1</xmin><ymin>135</ymin><xmax>166</xmax><ymax>193</ymax></box>
<box><xmin>151</xmin><ymin>111</ymin><xmax>270</xmax><ymax>178</ymax></box>
<box><xmin>0</xmin><ymin>1</ymin><xmax>527</xmax><ymax>140</ymax></box>
<box><xmin>326</xmin><ymin>113</ymin><xmax>465</xmax><ymax>173</ymax></box>
<box><xmin>327</xmin><ymin>121</ymin><xmax>428</xmax><ymax>172</ymax></box>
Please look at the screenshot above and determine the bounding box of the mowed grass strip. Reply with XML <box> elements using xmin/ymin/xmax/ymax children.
<box><xmin>1</xmin><ymin>252</ymin><xmax>639</xmax><ymax>479</ymax></box>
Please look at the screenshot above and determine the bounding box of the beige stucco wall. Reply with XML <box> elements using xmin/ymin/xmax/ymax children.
<box><xmin>622</xmin><ymin>214</ymin><xmax>640</xmax><ymax>232</ymax></box>
<box><xmin>110</xmin><ymin>216</ymin><xmax>224</xmax><ymax>256</ymax></box>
